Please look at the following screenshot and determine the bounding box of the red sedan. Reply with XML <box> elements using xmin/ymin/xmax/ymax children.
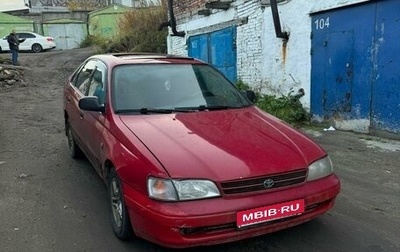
<box><xmin>63</xmin><ymin>53</ymin><xmax>340</xmax><ymax>248</ymax></box>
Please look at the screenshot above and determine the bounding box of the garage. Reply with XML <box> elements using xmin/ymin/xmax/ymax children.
<box><xmin>188</xmin><ymin>26</ymin><xmax>237</xmax><ymax>83</ymax></box>
<box><xmin>42</xmin><ymin>19</ymin><xmax>87</xmax><ymax>50</ymax></box>
<box><xmin>311</xmin><ymin>0</ymin><xmax>400</xmax><ymax>134</ymax></box>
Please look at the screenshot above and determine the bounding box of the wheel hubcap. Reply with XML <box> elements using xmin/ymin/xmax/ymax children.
<box><xmin>111</xmin><ymin>179</ymin><xmax>123</xmax><ymax>228</ymax></box>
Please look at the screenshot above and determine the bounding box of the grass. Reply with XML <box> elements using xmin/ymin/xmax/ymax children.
<box><xmin>236</xmin><ymin>80</ymin><xmax>310</xmax><ymax>126</ymax></box>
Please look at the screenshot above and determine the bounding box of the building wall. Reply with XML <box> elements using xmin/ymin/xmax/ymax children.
<box><xmin>174</xmin><ymin>0</ymin><xmax>207</xmax><ymax>14</ymax></box>
<box><xmin>236</xmin><ymin>0</ymin><xmax>263</xmax><ymax>87</ymax></box>
<box><xmin>29</xmin><ymin>0</ymin><xmax>107</xmax><ymax>13</ymax></box>
<box><xmin>88</xmin><ymin>5</ymin><xmax>130</xmax><ymax>38</ymax></box>
<box><xmin>0</xmin><ymin>13</ymin><xmax>34</xmax><ymax>37</ymax></box>
<box><xmin>259</xmin><ymin>0</ymin><xmax>370</xmax><ymax>110</ymax></box>
<box><xmin>0</xmin><ymin>0</ymin><xmax>29</xmax><ymax>13</ymax></box>
<box><xmin>114</xmin><ymin>0</ymin><xmax>155</xmax><ymax>7</ymax></box>
<box><xmin>168</xmin><ymin>0</ymin><xmax>369</xmax><ymax>110</ymax></box>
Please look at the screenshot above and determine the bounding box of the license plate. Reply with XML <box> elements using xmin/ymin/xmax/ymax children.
<box><xmin>237</xmin><ymin>199</ymin><xmax>305</xmax><ymax>228</ymax></box>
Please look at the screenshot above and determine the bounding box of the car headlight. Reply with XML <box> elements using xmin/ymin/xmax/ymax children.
<box><xmin>147</xmin><ymin>177</ymin><xmax>220</xmax><ymax>201</ymax></box>
<box><xmin>307</xmin><ymin>156</ymin><xmax>333</xmax><ymax>181</ymax></box>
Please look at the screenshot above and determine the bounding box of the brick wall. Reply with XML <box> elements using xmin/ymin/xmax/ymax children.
<box><xmin>173</xmin><ymin>0</ymin><xmax>208</xmax><ymax>15</ymax></box>
<box><xmin>236</xmin><ymin>0</ymin><xmax>263</xmax><ymax>85</ymax></box>
<box><xmin>169</xmin><ymin>0</ymin><xmax>264</xmax><ymax>86</ymax></box>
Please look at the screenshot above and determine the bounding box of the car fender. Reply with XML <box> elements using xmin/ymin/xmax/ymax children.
<box><xmin>100</xmin><ymin>115</ymin><xmax>168</xmax><ymax>196</ymax></box>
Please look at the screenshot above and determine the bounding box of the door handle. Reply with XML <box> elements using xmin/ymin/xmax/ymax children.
<box><xmin>67</xmin><ymin>96</ymin><xmax>71</xmax><ymax>103</ymax></box>
<box><xmin>79</xmin><ymin>111</ymin><xmax>84</xmax><ymax>119</ymax></box>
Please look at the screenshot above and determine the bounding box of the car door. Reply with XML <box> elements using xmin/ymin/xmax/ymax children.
<box><xmin>0</xmin><ymin>36</ymin><xmax>9</xmax><ymax>51</ymax></box>
<box><xmin>17</xmin><ymin>32</ymin><xmax>35</xmax><ymax>51</ymax></box>
<box><xmin>65</xmin><ymin>59</ymin><xmax>97</xmax><ymax>156</ymax></box>
<box><xmin>81</xmin><ymin>61</ymin><xmax>108</xmax><ymax>174</ymax></box>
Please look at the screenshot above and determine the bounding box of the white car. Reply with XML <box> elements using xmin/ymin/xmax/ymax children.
<box><xmin>0</xmin><ymin>31</ymin><xmax>56</xmax><ymax>53</ymax></box>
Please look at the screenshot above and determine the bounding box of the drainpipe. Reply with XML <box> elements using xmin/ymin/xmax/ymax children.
<box><xmin>158</xmin><ymin>0</ymin><xmax>185</xmax><ymax>37</ymax></box>
<box><xmin>270</xmin><ymin>0</ymin><xmax>289</xmax><ymax>40</ymax></box>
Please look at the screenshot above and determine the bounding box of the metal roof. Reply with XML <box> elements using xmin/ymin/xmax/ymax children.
<box><xmin>0</xmin><ymin>12</ymin><xmax>33</xmax><ymax>23</ymax></box>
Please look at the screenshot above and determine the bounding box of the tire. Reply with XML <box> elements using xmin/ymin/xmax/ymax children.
<box><xmin>66</xmin><ymin>121</ymin><xmax>83</xmax><ymax>159</ymax></box>
<box><xmin>109</xmin><ymin>168</ymin><xmax>133</xmax><ymax>240</ymax></box>
<box><xmin>32</xmin><ymin>43</ymin><xmax>42</xmax><ymax>53</ymax></box>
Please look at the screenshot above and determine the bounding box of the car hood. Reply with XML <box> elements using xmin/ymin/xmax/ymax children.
<box><xmin>119</xmin><ymin>107</ymin><xmax>326</xmax><ymax>181</ymax></box>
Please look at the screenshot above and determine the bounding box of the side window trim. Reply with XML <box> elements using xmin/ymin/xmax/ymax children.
<box><xmin>73</xmin><ymin>60</ymin><xmax>97</xmax><ymax>95</ymax></box>
<box><xmin>71</xmin><ymin>63</ymin><xmax>85</xmax><ymax>86</ymax></box>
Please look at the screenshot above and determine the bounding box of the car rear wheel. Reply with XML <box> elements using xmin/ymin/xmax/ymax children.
<box><xmin>109</xmin><ymin>168</ymin><xmax>132</xmax><ymax>240</ymax></box>
<box><xmin>66</xmin><ymin>121</ymin><xmax>83</xmax><ymax>158</ymax></box>
<box><xmin>32</xmin><ymin>43</ymin><xmax>42</xmax><ymax>53</ymax></box>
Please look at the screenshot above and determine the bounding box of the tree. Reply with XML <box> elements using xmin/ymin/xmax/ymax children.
<box><xmin>109</xmin><ymin>0</ymin><xmax>168</xmax><ymax>53</ymax></box>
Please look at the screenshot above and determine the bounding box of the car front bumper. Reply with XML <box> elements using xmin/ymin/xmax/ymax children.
<box><xmin>123</xmin><ymin>174</ymin><xmax>340</xmax><ymax>248</ymax></box>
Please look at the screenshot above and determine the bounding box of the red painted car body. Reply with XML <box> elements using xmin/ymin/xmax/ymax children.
<box><xmin>63</xmin><ymin>53</ymin><xmax>340</xmax><ymax>248</ymax></box>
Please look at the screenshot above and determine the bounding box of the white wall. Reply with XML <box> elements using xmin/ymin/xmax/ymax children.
<box><xmin>116</xmin><ymin>0</ymin><xmax>157</xmax><ymax>7</ymax></box>
<box><xmin>168</xmin><ymin>0</ymin><xmax>370</xmax><ymax>110</ymax></box>
<box><xmin>0</xmin><ymin>0</ymin><xmax>28</xmax><ymax>12</ymax></box>
<box><xmin>259</xmin><ymin>0</ymin><xmax>370</xmax><ymax>109</ymax></box>
<box><xmin>236</xmin><ymin>0</ymin><xmax>264</xmax><ymax>86</ymax></box>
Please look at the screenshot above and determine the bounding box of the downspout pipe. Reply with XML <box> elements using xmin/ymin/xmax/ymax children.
<box><xmin>158</xmin><ymin>0</ymin><xmax>185</xmax><ymax>37</ymax></box>
<box><xmin>270</xmin><ymin>0</ymin><xmax>289</xmax><ymax>40</ymax></box>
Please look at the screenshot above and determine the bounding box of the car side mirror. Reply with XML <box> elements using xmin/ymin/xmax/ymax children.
<box><xmin>79</xmin><ymin>96</ymin><xmax>105</xmax><ymax>113</ymax></box>
<box><xmin>243</xmin><ymin>90</ymin><xmax>256</xmax><ymax>102</ymax></box>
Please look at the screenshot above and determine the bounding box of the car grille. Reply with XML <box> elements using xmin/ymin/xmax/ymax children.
<box><xmin>220</xmin><ymin>169</ymin><xmax>308</xmax><ymax>195</ymax></box>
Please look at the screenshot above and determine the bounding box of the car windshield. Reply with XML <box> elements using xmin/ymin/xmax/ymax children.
<box><xmin>111</xmin><ymin>64</ymin><xmax>252</xmax><ymax>114</ymax></box>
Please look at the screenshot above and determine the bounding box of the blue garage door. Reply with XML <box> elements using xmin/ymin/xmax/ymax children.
<box><xmin>188</xmin><ymin>26</ymin><xmax>237</xmax><ymax>83</ymax></box>
<box><xmin>372</xmin><ymin>1</ymin><xmax>400</xmax><ymax>133</ymax></box>
<box><xmin>188</xmin><ymin>35</ymin><xmax>208</xmax><ymax>63</ymax></box>
<box><xmin>323</xmin><ymin>30</ymin><xmax>354</xmax><ymax>112</ymax></box>
<box><xmin>311</xmin><ymin>0</ymin><xmax>400</xmax><ymax>133</ymax></box>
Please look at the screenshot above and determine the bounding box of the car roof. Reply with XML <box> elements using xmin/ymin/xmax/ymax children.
<box><xmin>89</xmin><ymin>53</ymin><xmax>207</xmax><ymax>66</ymax></box>
<box><xmin>16</xmin><ymin>31</ymin><xmax>45</xmax><ymax>36</ymax></box>
<box><xmin>16</xmin><ymin>31</ymin><xmax>37</xmax><ymax>34</ymax></box>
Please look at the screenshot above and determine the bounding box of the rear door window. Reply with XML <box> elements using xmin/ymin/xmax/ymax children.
<box><xmin>17</xmin><ymin>33</ymin><xmax>35</xmax><ymax>39</ymax></box>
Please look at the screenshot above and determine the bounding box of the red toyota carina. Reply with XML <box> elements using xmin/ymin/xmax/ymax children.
<box><xmin>63</xmin><ymin>53</ymin><xmax>340</xmax><ymax>248</ymax></box>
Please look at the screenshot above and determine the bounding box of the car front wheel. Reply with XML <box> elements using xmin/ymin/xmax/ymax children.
<box><xmin>32</xmin><ymin>43</ymin><xmax>42</xmax><ymax>53</ymax></box>
<box><xmin>109</xmin><ymin>168</ymin><xmax>132</xmax><ymax>240</ymax></box>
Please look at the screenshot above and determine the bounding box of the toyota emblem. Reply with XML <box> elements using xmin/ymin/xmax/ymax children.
<box><xmin>263</xmin><ymin>179</ymin><xmax>274</xmax><ymax>188</ymax></box>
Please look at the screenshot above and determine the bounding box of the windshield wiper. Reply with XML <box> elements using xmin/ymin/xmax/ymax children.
<box><xmin>175</xmin><ymin>105</ymin><xmax>243</xmax><ymax>111</ymax></box>
<box><xmin>115</xmin><ymin>108</ymin><xmax>174</xmax><ymax>114</ymax></box>
<box><xmin>116</xmin><ymin>105</ymin><xmax>243</xmax><ymax>114</ymax></box>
